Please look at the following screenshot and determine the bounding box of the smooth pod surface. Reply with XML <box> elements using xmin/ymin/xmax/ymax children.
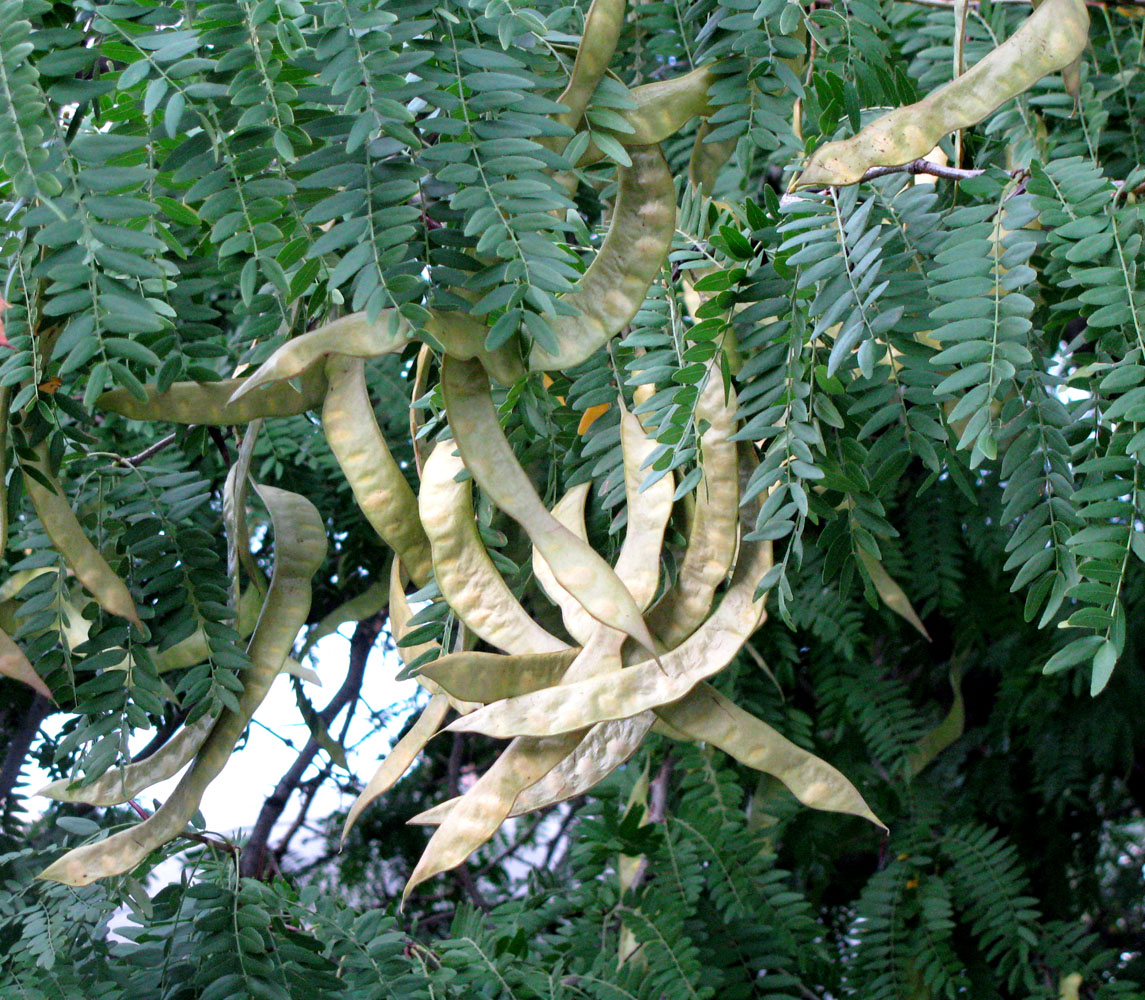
<box><xmin>417</xmin><ymin>648</ymin><xmax>579</xmax><ymax>704</ymax></box>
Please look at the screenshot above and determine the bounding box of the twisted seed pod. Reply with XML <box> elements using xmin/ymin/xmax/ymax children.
<box><xmin>447</xmin><ymin>537</ymin><xmax>772</xmax><ymax>739</ymax></box>
<box><xmin>528</xmin><ymin>145</ymin><xmax>675</xmax><ymax>371</ymax></box>
<box><xmin>553</xmin><ymin>0</ymin><xmax>626</xmax><ymax>141</ymax></box>
<box><xmin>442</xmin><ymin>357</ymin><xmax>659</xmax><ymax>657</ymax></box>
<box><xmin>0</xmin><ymin>626</ymin><xmax>53</xmax><ymax>701</ymax></box>
<box><xmin>37</xmin><ymin>712</ymin><xmax>215</xmax><ymax>807</ymax></box>
<box><xmin>420</xmin><ymin>441</ymin><xmax>569</xmax><ymax>655</ymax></box>
<box><xmin>341</xmin><ymin>693</ymin><xmax>451</xmax><ymax>842</ymax></box>
<box><xmin>648</xmin><ymin>371</ymin><xmax>739</xmax><ymax>647</ymax></box>
<box><xmin>794</xmin><ymin>0</ymin><xmax>1090</xmax><ymax>188</ymax></box>
<box><xmin>97</xmin><ymin>368</ymin><xmax>327</xmax><ymax>425</ymax></box>
<box><xmin>531</xmin><ymin>484</ymin><xmax>597</xmax><ymax>645</ymax></box>
<box><xmin>22</xmin><ymin>444</ymin><xmax>141</xmax><ymax>629</ymax></box>
<box><xmin>230</xmin><ymin>312</ymin><xmax>413</xmax><ymax>403</ymax></box>
<box><xmin>656</xmin><ymin>683</ymin><xmax>883</xmax><ymax>827</ymax></box>
<box><xmin>38</xmin><ymin>484</ymin><xmax>326</xmax><ymax>886</ymax></box>
<box><xmin>417</xmin><ymin>648</ymin><xmax>579</xmax><ymax>704</ymax></box>
<box><xmin>402</xmin><ymin>732</ymin><xmax>583</xmax><ymax>903</ymax></box>
<box><xmin>324</xmin><ymin>355</ymin><xmax>433</xmax><ymax>586</ymax></box>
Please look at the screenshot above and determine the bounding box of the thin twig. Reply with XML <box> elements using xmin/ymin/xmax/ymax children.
<box><xmin>119</xmin><ymin>432</ymin><xmax>177</xmax><ymax>467</ymax></box>
<box><xmin>476</xmin><ymin>808</ymin><xmax>554</xmax><ymax>878</ymax></box>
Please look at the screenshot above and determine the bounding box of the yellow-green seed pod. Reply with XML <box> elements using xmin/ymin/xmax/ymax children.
<box><xmin>531</xmin><ymin>484</ymin><xmax>597</xmax><ymax>646</ymax></box>
<box><xmin>417</xmin><ymin>648</ymin><xmax>580</xmax><ymax>704</ymax></box>
<box><xmin>324</xmin><ymin>355</ymin><xmax>433</xmax><ymax>586</ymax></box>
<box><xmin>0</xmin><ymin>626</ymin><xmax>53</xmax><ymax>701</ymax></box>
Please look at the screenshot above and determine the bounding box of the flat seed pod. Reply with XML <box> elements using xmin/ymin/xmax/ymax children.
<box><xmin>38</xmin><ymin>484</ymin><xmax>326</xmax><ymax>886</ymax></box>
<box><xmin>97</xmin><ymin>368</ymin><xmax>327</xmax><ymax>425</ymax></box>
<box><xmin>22</xmin><ymin>444</ymin><xmax>141</xmax><ymax>629</ymax></box>
<box><xmin>324</xmin><ymin>356</ymin><xmax>433</xmax><ymax>586</ymax></box>
<box><xmin>531</xmin><ymin>484</ymin><xmax>597</xmax><ymax>645</ymax></box>
<box><xmin>420</xmin><ymin>441</ymin><xmax>569</xmax><ymax>655</ymax></box>
<box><xmin>447</xmin><ymin>539</ymin><xmax>772</xmax><ymax>739</ymax></box>
<box><xmin>688</xmin><ymin>120</ymin><xmax>738</xmax><ymax>194</ymax></box>
<box><xmin>0</xmin><ymin>626</ymin><xmax>53</xmax><ymax>701</ymax></box>
<box><xmin>656</xmin><ymin>683</ymin><xmax>883</xmax><ymax>828</ymax></box>
<box><xmin>648</xmin><ymin>371</ymin><xmax>739</xmax><ymax>647</ymax></box>
<box><xmin>443</xmin><ymin>357</ymin><xmax>659</xmax><ymax>657</ymax></box>
<box><xmin>38</xmin><ymin>712</ymin><xmax>215</xmax><ymax>807</ymax></box>
<box><xmin>388</xmin><ymin>557</ymin><xmax>439</xmax><ymax>667</ymax></box>
<box><xmin>341</xmin><ymin>693</ymin><xmax>451</xmax><ymax>842</ymax></box>
<box><xmin>527</xmin><ymin>146</ymin><xmax>676</xmax><ymax>371</ymax></box>
<box><xmin>403</xmin><ymin>732</ymin><xmax>583</xmax><ymax>902</ymax></box>
<box><xmin>417</xmin><ymin>648</ymin><xmax>579</xmax><ymax>704</ymax></box>
<box><xmin>576</xmin><ymin>66</ymin><xmax>721</xmax><ymax>167</ymax></box>
<box><xmin>424</xmin><ymin>312</ymin><xmax>526</xmax><ymax>386</ymax></box>
<box><xmin>794</xmin><ymin>0</ymin><xmax>1089</xmax><ymax>188</ymax></box>
<box><xmin>553</xmin><ymin>0</ymin><xmax>626</xmax><ymax>141</ymax></box>
<box><xmin>230</xmin><ymin>311</ymin><xmax>412</xmax><ymax>402</ymax></box>
<box><xmin>857</xmin><ymin>548</ymin><xmax>931</xmax><ymax>640</ymax></box>
<box><xmin>613</xmin><ymin>400</ymin><xmax>674</xmax><ymax>611</ymax></box>
<box><xmin>224</xmin><ymin>419</ymin><xmax>262</xmax><ymax>612</ymax></box>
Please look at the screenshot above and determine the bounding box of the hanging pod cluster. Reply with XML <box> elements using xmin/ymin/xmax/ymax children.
<box><xmin>31</xmin><ymin>0</ymin><xmax>882</xmax><ymax>892</ymax></box>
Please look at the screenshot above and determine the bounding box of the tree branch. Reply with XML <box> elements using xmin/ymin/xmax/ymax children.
<box><xmin>240</xmin><ymin>614</ymin><xmax>382</xmax><ymax>879</ymax></box>
<box><xmin>0</xmin><ymin>694</ymin><xmax>52</xmax><ymax>814</ymax></box>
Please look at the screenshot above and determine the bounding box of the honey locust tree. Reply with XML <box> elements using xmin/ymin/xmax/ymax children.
<box><xmin>1</xmin><ymin>0</ymin><xmax>1144</xmax><ymax>996</ymax></box>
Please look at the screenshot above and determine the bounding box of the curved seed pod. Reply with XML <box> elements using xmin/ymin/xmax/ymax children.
<box><xmin>417</xmin><ymin>648</ymin><xmax>579</xmax><ymax>704</ymax></box>
<box><xmin>38</xmin><ymin>712</ymin><xmax>215</xmax><ymax>807</ymax></box>
<box><xmin>23</xmin><ymin>445</ymin><xmax>141</xmax><ymax>629</ymax></box>
<box><xmin>420</xmin><ymin>441</ymin><xmax>569</xmax><ymax>655</ymax></box>
<box><xmin>793</xmin><ymin>0</ymin><xmax>1089</xmax><ymax>188</ymax></box>
<box><xmin>553</xmin><ymin>0</ymin><xmax>626</xmax><ymax>140</ymax></box>
<box><xmin>97</xmin><ymin>368</ymin><xmax>328</xmax><ymax>425</ymax></box>
<box><xmin>389</xmin><ymin>557</ymin><xmax>439</xmax><ymax>667</ymax></box>
<box><xmin>301</xmin><ymin>578</ymin><xmax>389</xmax><ymax>657</ymax></box>
<box><xmin>447</xmin><ymin>538</ymin><xmax>772</xmax><ymax>739</ymax></box>
<box><xmin>443</xmin><ymin>357</ymin><xmax>658</xmax><ymax>657</ymax></box>
<box><xmin>856</xmin><ymin>548</ymin><xmax>931</xmax><ymax>640</ymax></box>
<box><xmin>511</xmin><ymin>713</ymin><xmax>653</xmax><ymax>815</ymax></box>
<box><xmin>324</xmin><ymin>356</ymin><xmax>433</xmax><ymax>586</ymax></box>
<box><xmin>528</xmin><ymin>146</ymin><xmax>675</xmax><ymax>371</ymax></box>
<box><xmin>230</xmin><ymin>312</ymin><xmax>412</xmax><ymax>403</ymax></box>
<box><xmin>0</xmin><ymin>626</ymin><xmax>53</xmax><ymax>701</ymax></box>
<box><xmin>38</xmin><ymin>483</ymin><xmax>326</xmax><ymax>886</ymax></box>
<box><xmin>403</xmin><ymin>731</ymin><xmax>583</xmax><ymax>902</ymax></box>
<box><xmin>410</xmin><ymin>344</ymin><xmax>434</xmax><ymax>477</ymax></box>
<box><xmin>224</xmin><ymin>419</ymin><xmax>263</xmax><ymax>613</ymax></box>
<box><xmin>613</xmin><ymin>400</ymin><xmax>674</xmax><ymax>611</ymax></box>
<box><xmin>341</xmin><ymin>693</ymin><xmax>451</xmax><ymax>842</ymax></box>
<box><xmin>575</xmin><ymin>66</ymin><xmax>721</xmax><ymax>167</ymax></box>
<box><xmin>656</xmin><ymin>683</ymin><xmax>883</xmax><ymax>828</ymax></box>
<box><xmin>531</xmin><ymin>484</ymin><xmax>597</xmax><ymax>645</ymax></box>
<box><xmin>648</xmin><ymin>371</ymin><xmax>739</xmax><ymax>647</ymax></box>
<box><xmin>424</xmin><ymin>312</ymin><xmax>526</xmax><ymax>386</ymax></box>
<box><xmin>906</xmin><ymin>662</ymin><xmax>965</xmax><ymax>778</ymax></box>
<box><xmin>688</xmin><ymin>120</ymin><xmax>738</xmax><ymax>194</ymax></box>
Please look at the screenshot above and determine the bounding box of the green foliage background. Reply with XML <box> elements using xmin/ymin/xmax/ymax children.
<box><xmin>0</xmin><ymin>0</ymin><xmax>1143</xmax><ymax>996</ymax></box>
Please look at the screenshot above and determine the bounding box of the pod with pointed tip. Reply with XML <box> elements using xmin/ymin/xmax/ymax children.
<box><xmin>23</xmin><ymin>445</ymin><xmax>141</xmax><ymax>629</ymax></box>
<box><xmin>528</xmin><ymin>146</ymin><xmax>676</xmax><ymax>371</ymax></box>
<box><xmin>648</xmin><ymin>371</ymin><xmax>739</xmax><ymax>647</ymax></box>
<box><xmin>531</xmin><ymin>484</ymin><xmax>597</xmax><ymax>645</ymax></box>
<box><xmin>420</xmin><ymin>441</ymin><xmax>570</xmax><ymax>655</ymax></box>
<box><xmin>793</xmin><ymin>0</ymin><xmax>1089</xmax><ymax>189</ymax></box>
<box><xmin>417</xmin><ymin>648</ymin><xmax>579</xmax><ymax>704</ymax></box>
<box><xmin>341</xmin><ymin>693</ymin><xmax>451</xmax><ymax>842</ymax></box>
<box><xmin>656</xmin><ymin>683</ymin><xmax>884</xmax><ymax>828</ymax></box>
<box><xmin>324</xmin><ymin>355</ymin><xmax>433</xmax><ymax>586</ymax></box>
<box><xmin>856</xmin><ymin>547</ymin><xmax>931</xmax><ymax>640</ymax></box>
<box><xmin>0</xmin><ymin>626</ymin><xmax>53</xmax><ymax>701</ymax></box>
<box><xmin>442</xmin><ymin>357</ymin><xmax>659</xmax><ymax>657</ymax></box>
<box><xmin>97</xmin><ymin>368</ymin><xmax>328</xmax><ymax>425</ymax></box>
<box><xmin>37</xmin><ymin>484</ymin><xmax>326</xmax><ymax>886</ymax></box>
<box><xmin>301</xmin><ymin>578</ymin><xmax>389</xmax><ymax>657</ymax></box>
<box><xmin>447</xmin><ymin>538</ymin><xmax>772</xmax><ymax>740</ymax></box>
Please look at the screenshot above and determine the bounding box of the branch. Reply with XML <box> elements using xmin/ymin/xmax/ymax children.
<box><xmin>240</xmin><ymin>614</ymin><xmax>382</xmax><ymax>879</ymax></box>
<box><xmin>0</xmin><ymin>694</ymin><xmax>52</xmax><ymax>812</ymax></box>
<box><xmin>118</xmin><ymin>432</ymin><xmax>177</xmax><ymax>467</ymax></box>
<box><xmin>859</xmin><ymin>158</ymin><xmax>992</xmax><ymax>183</ymax></box>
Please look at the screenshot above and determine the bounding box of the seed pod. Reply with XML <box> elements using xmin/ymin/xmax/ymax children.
<box><xmin>442</xmin><ymin>357</ymin><xmax>659</xmax><ymax>657</ymax></box>
<box><xmin>0</xmin><ymin>626</ymin><xmax>53</xmax><ymax>701</ymax></box>
<box><xmin>403</xmin><ymin>732</ymin><xmax>584</xmax><ymax>902</ymax></box>
<box><xmin>553</xmin><ymin>0</ymin><xmax>626</xmax><ymax>142</ymax></box>
<box><xmin>97</xmin><ymin>368</ymin><xmax>328</xmax><ymax>425</ymax></box>
<box><xmin>22</xmin><ymin>444</ymin><xmax>141</xmax><ymax>629</ymax></box>
<box><xmin>656</xmin><ymin>683</ymin><xmax>884</xmax><ymax>828</ymax></box>
<box><xmin>528</xmin><ymin>146</ymin><xmax>676</xmax><ymax>371</ymax></box>
<box><xmin>388</xmin><ymin>557</ymin><xmax>439</xmax><ymax>668</ymax></box>
<box><xmin>341</xmin><ymin>693</ymin><xmax>451</xmax><ymax>842</ymax></box>
<box><xmin>689</xmin><ymin>120</ymin><xmax>738</xmax><ymax>194</ymax></box>
<box><xmin>856</xmin><ymin>548</ymin><xmax>931</xmax><ymax>640</ymax></box>
<box><xmin>38</xmin><ymin>483</ymin><xmax>326</xmax><ymax>886</ymax></box>
<box><xmin>420</xmin><ymin>441</ymin><xmax>569</xmax><ymax>655</ymax></box>
<box><xmin>531</xmin><ymin>484</ymin><xmax>597</xmax><ymax>645</ymax></box>
<box><xmin>793</xmin><ymin>0</ymin><xmax>1090</xmax><ymax>188</ymax></box>
<box><xmin>447</xmin><ymin>538</ymin><xmax>772</xmax><ymax>739</ymax></box>
<box><xmin>648</xmin><ymin>370</ymin><xmax>739</xmax><ymax>647</ymax></box>
<box><xmin>417</xmin><ymin>648</ymin><xmax>579</xmax><ymax>704</ymax></box>
<box><xmin>38</xmin><ymin>712</ymin><xmax>215</xmax><ymax>807</ymax></box>
<box><xmin>230</xmin><ymin>312</ymin><xmax>412</xmax><ymax>403</ymax></box>
<box><xmin>324</xmin><ymin>355</ymin><xmax>433</xmax><ymax>586</ymax></box>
